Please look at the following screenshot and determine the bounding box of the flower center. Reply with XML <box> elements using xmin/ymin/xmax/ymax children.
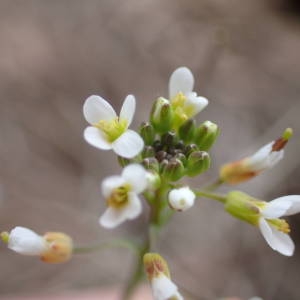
<box><xmin>107</xmin><ymin>185</ymin><xmax>131</xmax><ymax>209</ymax></box>
<box><xmin>171</xmin><ymin>92</ymin><xmax>195</xmax><ymax>127</ymax></box>
<box><xmin>268</xmin><ymin>218</ymin><xmax>291</xmax><ymax>234</ymax></box>
<box><xmin>94</xmin><ymin>117</ymin><xmax>128</xmax><ymax>142</ymax></box>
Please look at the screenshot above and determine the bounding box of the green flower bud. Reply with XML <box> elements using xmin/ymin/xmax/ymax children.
<box><xmin>178</xmin><ymin>119</ymin><xmax>196</xmax><ymax>143</ymax></box>
<box><xmin>161</xmin><ymin>131</ymin><xmax>177</xmax><ymax>148</ymax></box>
<box><xmin>161</xmin><ymin>158</ymin><xmax>185</xmax><ymax>182</ymax></box>
<box><xmin>139</xmin><ymin>122</ymin><xmax>155</xmax><ymax>145</ymax></box>
<box><xmin>194</xmin><ymin>121</ymin><xmax>220</xmax><ymax>151</ymax></box>
<box><xmin>174</xmin><ymin>152</ymin><xmax>187</xmax><ymax>166</ymax></box>
<box><xmin>186</xmin><ymin>151</ymin><xmax>210</xmax><ymax>176</ymax></box>
<box><xmin>142</xmin><ymin>157</ymin><xmax>160</xmax><ymax>172</ymax></box>
<box><xmin>225</xmin><ymin>191</ymin><xmax>261</xmax><ymax>225</ymax></box>
<box><xmin>150</xmin><ymin>97</ymin><xmax>174</xmax><ymax>133</ymax></box>
<box><xmin>142</xmin><ymin>146</ymin><xmax>155</xmax><ymax>158</ymax></box>
<box><xmin>184</xmin><ymin>144</ymin><xmax>199</xmax><ymax>157</ymax></box>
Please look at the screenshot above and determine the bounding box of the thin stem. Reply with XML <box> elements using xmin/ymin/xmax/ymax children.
<box><xmin>73</xmin><ymin>239</ymin><xmax>139</xmax><ymax>255</ymax></box>
<box><xmin>194</xmin><ymin>189</ymin><xmax>226</xmax><ymax>203</ymax></box>
<box><xmin>202</xmin><ymin>178</ymin><xmax>224</xmax><ymax>191</ymax></box>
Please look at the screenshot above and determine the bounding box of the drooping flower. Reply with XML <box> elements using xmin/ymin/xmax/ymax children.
<box><xmin>168</xmin><ymin>187</ymin><xmax>195</xmax><ymax>211</ymax></box>
<box><xmin>169</xmin><ymin>67</ymin><xmax>208</xmax><ymax>127</ymax></box>
<box><xmin>220</xmin><ymin>128</ymin><xmax>292</xmax><ymax>184</ymax></box>
<box><xmin>258</xmin><ymin>195</ymin><xmax>300</xmax><ymax>256</ymax></box>
<box><xmin>225</xmin><ymin>191</ymin><xmax>300</xmax><ymax>256</ymax></box>
<box><xmin>144</xmin><ymin>253</ymin><xmax>183</xmax><ymax>300</ymax></box>
<box><xmin>99</xmin><ymin>164</ymin><xmax>148</xmax><ymax>228</ymax></box>
<box><xmin>83</xmin><ymin>94</ymin><xmax>144</xmax><ymax>158</ymax></box>
<box><xmin>1</xmin><ymin>227</ymin><xmax>73</xmax><ymax>263</ymax></box>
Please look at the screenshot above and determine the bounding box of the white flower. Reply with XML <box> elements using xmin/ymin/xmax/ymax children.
<box><xmin>6</xmin><ymin>226</ymin><xmax>48</xmax><ymax>256</ymax></box>
<box><xmin>258</xmin><ymin>195</ymin><xmax>300</xmax><ymax>256</ymax></box>
<box><xmin>168</xmin><ymin>187</ymin><xmax>195</xmax><ymax>211</ymax></box>
<box><xmin>99</xmin><ymin>164</ymin><xmax>148</xmax><ymax>228</ymax></box>
<box><xmin>151</xmin><ymin>275</ymin><xmax>183</xmax><ymax>300</ymax></box>
<box><xmin>169</xmin><ymin>67</ymin><xmax>208</xmax><ymax>121</ymax></box>
<box><xmin>83</xmin><ymin>94</ymin><xmax>144</xmax><ymax>158</ymax></box>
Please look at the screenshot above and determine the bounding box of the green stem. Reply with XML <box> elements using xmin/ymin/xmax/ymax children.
<box><xmin>194</xmin><ymin>189</ymin><xmax>226</xmax><ymax>203</ymax></box>
<box><xmin>73</xmin><ymin>239</ymin><xmax>139</xmax><ymax>255</ymax></box>
<box><xmin>203</xmin><ymin>178</ymin><xmax>224</xmax><ymax>191</ymax></box>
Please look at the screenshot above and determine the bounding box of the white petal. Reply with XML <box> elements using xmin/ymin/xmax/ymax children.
<box><xmin>269</xmin><ymin>195</ymin><xmax>300</xmax><ymax>216</ymax></box>
<box><xmin>151</xmin><ymin>275</ymin><xmax>179</xmax><ymax>300</ymax></box>
<box><xmin>83</xmin><ymin>95</ymin><xmax>116</xmax><ymax>124</ymax></box>
<box><xmin>119</xmin><ymin>95</ymin><xmax>136</xmax><ymax>126</ymax></box>
<box><xmin>168</xmin><ymin>187</ymin><xmax>195</xmax><ymax>211</ymax></box>
<box><xmin>99</xmin><ymin>207</ymin><xmax>127</xmax><ymax>229</ymax></box>
<box><xmin>122</xmin><ymin>164</ymin><xmax>147</xmax><ymax>194</ymax></box>
<box><xmin>262</xmin><ymin>201</ymin><xmax>292</xmax><ymax>219</ymax></box>
<box><xmin>84</xmin><ymin>127</ymin><xmax>112</xmax><ymax>150</ymax></box>
<box><xmin>123</xmin><ymin>193</ymin><xmax>142</xmax><ymax>220</ymax></box>
<box><xmin>185</xmin><ymin>93</ymin><xmax>208</xmax><ymax>116</ymax></box>
<box><xmin>112</xmin><ymin>130</ymin><xmax>144</xmax><ymax>158</ymax></box>
<box><xmin>258</xmin><ymin>218</ymin><xmax>295</xmax><ymax>256</ymax></box>
<box><xmin>169</xmin><ymin>67</ymin><xmax>194</xmax><ymax>99</ymax></box>
<box><xmin>101</xmin><ymin>175</ymin><xmax>126</xmax><ymax>198</ymax></box>
<box><xmin>8</xmin><ymin>227</ymin><xmax>47</xmax><ymax>256</ymax></box>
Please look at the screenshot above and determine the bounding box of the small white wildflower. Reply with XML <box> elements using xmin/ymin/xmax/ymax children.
<box><xmin>83</xmin><ymin>94</ymin><xmax>144</xmax><ymax>158</ymax></box>
<box><xmin>169</xmin><ymin>67</ymin><xmax>208</xmax><ymax>124</ymax></box>
<box><xmin>99</xmin><ymin>164</ymin><xmax>148</xmax><ymax>228</ymax></box>
<box><xmin>168</xmin><ymin>187</ymin><xmax>195</xmax><ymax>211</ymax></box>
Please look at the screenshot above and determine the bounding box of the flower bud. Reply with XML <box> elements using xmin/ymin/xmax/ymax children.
<box><xmin>150</xmin><ymin>97</ymin><xmax>174</xmax><ymax>133</ymax></box>
<box><xmin>168</xmin><ymin>187</ymin><xmax>195</xmax><ymax>211</ymax></box>
<box><xmin>161</xmin><ymin>158</ymin><xmax>185</xmax><ymax>182</ymax></box>
<box><xmin>144</xmin><ymin>253</ymin><xmax>183</xmax><ymax>300</ymax></box>
<box><xmin>118</xmin><ymin>156</ymin><xmax>131</xmax><ymax>167</ymax></box>
<box><xmin>139</xmin><ymin>122</ymin><xmax>155</xmax><ymax>145</ymax></box>
<box><xmin>186</xmin><ymin>151</ymin><xmax>210</xmax><ymax>177</ymax></box>
<box><xmin>142</xmin><ymin>146</ymin><xmax>155</xmax><ymax>158</ymax></box>
<box><xmin>142</xmin><ymin>157</ymin><xmax>160</xmax><ymax>172</ymax></box>
<box><xmin>146</xmin><ymin>171</ymin><xmax>161</xmax><ymax>190</ymax></box>
<box><xmin>161</xmin><ymin>131</ymin><xmax>177</xmax><ymax>148</ymax></box>
<box><xmin>178</xmin><ymin>119</ymin><xmax>196</xmax><ymax>143</ymax></box>
<box><xmin>225</xmin><ymin>191</ymin><xmax>261</xmax><ymax>225</ymax></box>
<box><xmin>194</xmin><ymin>121</ymin><xmax>219</xmax><ymax>151</ymax></box>
<box><xmin>184</xmin><ymin>143</ymin><xmax>199</xmax><ymax>157</ymax></box>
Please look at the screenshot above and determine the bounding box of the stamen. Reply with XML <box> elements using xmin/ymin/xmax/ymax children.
<box><xmin>94</xmin><ymin>118</ymin><xmax>127</xmax><ymax>142</ymax></box>
<box><xmin>107</xmin><ymin>185</ymin><xmax>130</xmax><ymax>208</ymax></box>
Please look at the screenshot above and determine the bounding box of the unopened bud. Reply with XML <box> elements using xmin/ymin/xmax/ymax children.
<box><xmin>140</xmin><ymin>122</ymin><xmax>155</xmax><ymax>145</ymax></box>
<box><xmin>146</xmin><ymin>171</ymin><xmax>161</xmax><ymax>190</ymax></box>
<box><xmin>178</xmin><ymin>119</ymin><xmax>196</xmax><ymax>143</ymax></box>
<box><xmin>168</xmin><ymin>187</ymin><xmax>195</xmax><ymax>211</ymax></box>
<box><xmin>184</xmin><ymin>143</ymin><xmax>199</xmax><ymax>157</ymax></box>
<box><xmin>150</xmin><ymin>97</ymin><xmax>174</xmax><ymax>133</ymax></box>
<box><xmin>142</xmin><ymin>157</ymin><xmax>160</xmax><ymax>172</ymax></box>
<box><xmin>161</xmin><ymin>131</ymin><xmax>177</xmax><ymax>147</ymax></box>
<box><xmin>161</xmin><ymin>158</ymin><xmax>185</xmax><ymax>181</ymax></box>
<box><xmin>118</xmin><ymin>156</ymin><xmax>131</xmax><ymax>167</ymax></box>
<box><xmin>142</xmin><ymin>146</ymin><xmax>155</xmax><ymax>158</ymax></box>
<box><xmin>186</xmin><ymin>151</ymin><xmax>210</xmax><ymax>176</ymax></box>
<box><xmin>194</xmin><ymin>121</ymin><xmax>220</xmax><ymax>151</ymax></box>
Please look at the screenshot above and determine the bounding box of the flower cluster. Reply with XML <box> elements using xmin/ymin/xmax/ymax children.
<box><xmin>1</xmin><ymin>66</ymin><xmax>299</xmax><ymax>300</ymax></box>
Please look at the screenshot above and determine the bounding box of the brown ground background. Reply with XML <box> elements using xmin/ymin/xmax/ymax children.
<box><xmin>0</xmin><ymin>0</ymin><xmax>300</xmax><ymax>299</ymax></box>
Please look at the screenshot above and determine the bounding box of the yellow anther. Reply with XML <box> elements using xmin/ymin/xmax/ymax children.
<box><xmin>268</xmin><ymin>218</ymin><xmax>291</xmax><ymax>234</ymax></box>
<box><xmin>107</xmin><ymin>185</ymin><xmax>131</xmax><ymax>209</ymax></box>
<box><xmin>94</xmin><ymin>118</ymin><xmax>127</xmax><ymax>142</ymax></box>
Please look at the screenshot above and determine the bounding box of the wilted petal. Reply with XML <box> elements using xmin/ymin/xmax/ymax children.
<box><xmin>83</xmin><ymin>95</ymin><xmax>116</xmax><ymax>124</ymax></box>
<box><xmin>84</xmin><ymin>127</ymin><xmax>112</xmax><ymax>150</ymax></box>
<box><xmin>112</xmin><ymin>130</ymin><xmax>144</xmax><ymax>158</ymax></box>
<box><xmin>259</xmin><ymin>218</ymin><xmax>294</xmax><ymax>256</ymax></box>
<box><xmin>269</xmin><ymin>195</ymin><xmax>300</xmax><ymax>216</ymax></box>
<box><xmin>8</xmin><ymin>227</ymin><xmax>47</xmax><ymax>256</ymax></box>
<box><xmin>169</xmin><ymin>67</ymin><xmax>194</xmax><ymax>99</ymax></box>
<box><xmin>120</xmin><ymin>95</ymin><xmax>136</xmax><ymax>126</ymax></box>
<box><xmin>122</xmin><ymin>164</ymin><xmax>147</xmax><ymax>193</ymax></box>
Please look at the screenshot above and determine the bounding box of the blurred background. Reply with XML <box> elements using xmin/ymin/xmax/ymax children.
<box><xmin>0</xmin><ymin>0</ymin><xmax>300</xmax><ymax>299</ymax></box>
